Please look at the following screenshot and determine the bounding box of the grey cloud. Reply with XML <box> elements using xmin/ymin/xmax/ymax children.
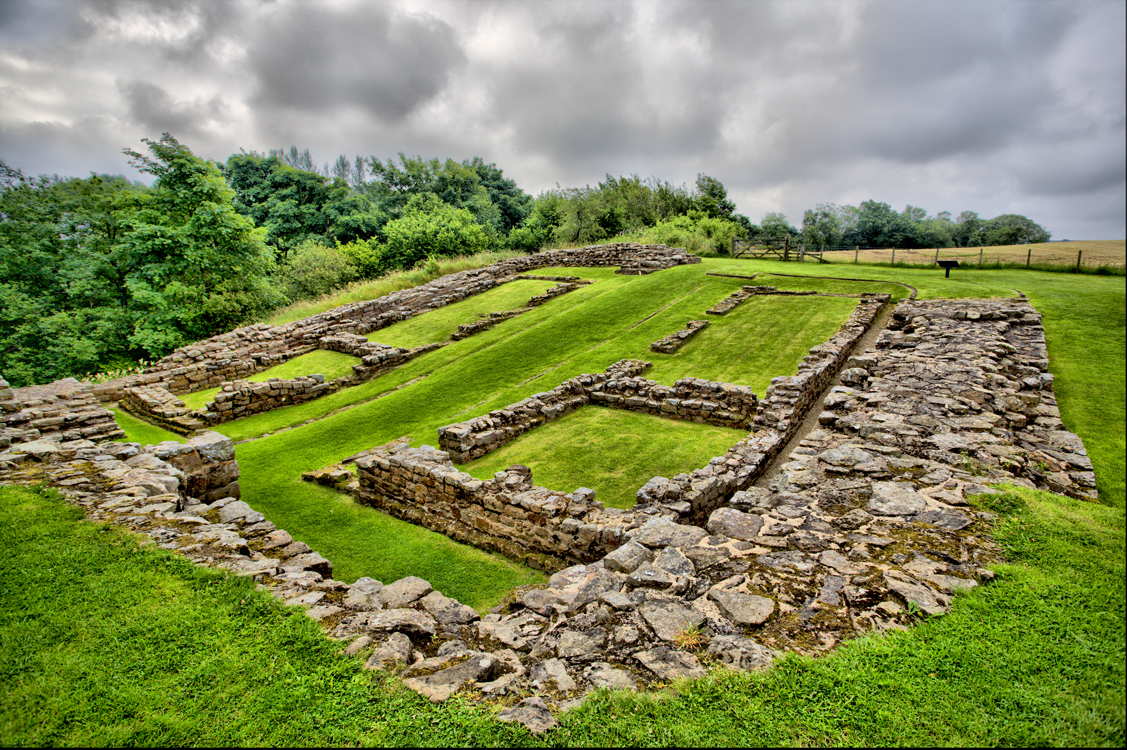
<box><xmin>479</xmin><ymin>2</ymin><xmax>723</xmax><ymax>168</ymax></box>
<box><xmin>247</xmin><ymin>3</ymin><xmax>466</xmax><ymax>123</ymax></box>
<box><xmin>117</xmin><ymin>79</ymin><xmax>224</xmax><ymax>138</ymax></box>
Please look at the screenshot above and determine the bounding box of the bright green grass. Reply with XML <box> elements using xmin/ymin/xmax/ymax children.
<box><xmin>179</xmin><ymin>349</ymin><xmax>361</xmax><ymax>411</ymax></box>
<box><xmin>1</xmin><ymin>481</ymin><xmax>1120</xmax><ymax>746</ymax></box>
<box><xmin>110</xmin><ymin>407</ymin><xmax>184</xmax><ymax>445</ymax></box>
<box><xmin>368</xmin><ymin>278</ymin><xmax>559</xmax><ymax>348</ymax></box>
<box><xmin>1</xmin><ymin>258</ymin><xmax>1123</xmax><ymax>745</ymax></box>
<box><xmin>463</xmin><ymin>407</ymin><xmax>746</xmax><ymax>509</ymax></box>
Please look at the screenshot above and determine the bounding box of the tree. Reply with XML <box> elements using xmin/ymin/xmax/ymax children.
<box><xmin>332</xmin><ymin>154</ymin><xmax>352</xmax><ymax>184</ymax></box>
<box><xmin>981</xmin><ymin>214</ymin><xmax>1051</xmax><ymax>245</ymax></box>
<box><xmin>0</xmin><ymin>162</ymin><xmax>141</xmax><ymax>384</ymax></box>
<box><xmin>855</xmin><ymin>200</ymin><xmax>911</xmax><ymax>248</ymax></box>
<box><xmin>758</xmin><ymin>212</ymin><xmax>796</xmax><ymax>243</ymax></box>
<box><xmin>953</xmin><ymin>210</ymin><xmax>982</xmax><ymax>247</ymax></box>
<box><xmin>802</xmin><ymin>203</ymin><xmax>844</xmax><ymax>248</ymax></box>
<box><xmin>279</xmin><ymin>240</ymin><xmax>356</xmax><ymax>300</ymax></box>
<box><xmin>121</xmin><ymin>134</ymin><xmax>283</xmax><ymax>353</ymax></box>
<box><xmin>693</xmin><ymin>174</ymin><xmax>737</xmax><ymax>219</ymax></box>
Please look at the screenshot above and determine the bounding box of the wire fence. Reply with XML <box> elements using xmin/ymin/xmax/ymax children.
<box><xmin>800</xmin><ymin>243</ymin><xmax>1125</xmax><ymax>271</ymax></box>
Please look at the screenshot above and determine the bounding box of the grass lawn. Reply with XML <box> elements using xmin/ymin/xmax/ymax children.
<box><xmin>463</xmin><ymin>407</ymin><xmax>747</xmax><ymax>508</ymax></box>
<box><xmin>5</xmin><ymin>256</ymin><xmax>1122</xmax><ymax>745</ymax></box>
<box><xmin>110</xmin><ymin>407</ymin><xmax>184</xmax><ymax>445</ymax></box>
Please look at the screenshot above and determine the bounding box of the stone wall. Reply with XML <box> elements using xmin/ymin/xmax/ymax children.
<box><xmin>636</xmin><ymin>294</ymin><xmax>890</xmax><ymax>520</ymax></box>
<box><xmin>119</xmin><ymin>384</ymin><xmax>205</xmax><ymax>434</ymax></box>
<box><xmin>0</xmin><ymin>296</ymin><xmax>1104</xmax><ymax>723</ymax></box>
<box><xmin>587</xmin><ymin>374</ymin><xmax>757</xmax><ymax>428</ymax></box>
<box><xmin>706</xmin><ymin>285</ymin><xmax>810</xmax><ymax>315</ymax></box>
<box><xmin>1</xmin><ymin>377</ymin><xmax>123</xmax><ymax>448</ymax></box>
<box><xmin>650</xmin><ymin>320</ymin><xmax>709</xmax><ymax>353</ymax></box>
<box><xmin>200</xmin><ymin>375</ymin><xmax>334</xmax><ymax>424</ymax></box>
<box><xmin>356</xmin><ymin>441</ymin><xmax>631</xmax><ymax>571</ymax></box>
<box><xmin>436</xmin><ymin>360</ymin><xmax>755</xmax><ymax>463</ymax></box>
<box><xmin>437</xmin><ymin>360</ymin><xmax>649</xmax><ymax>463</ymax></box>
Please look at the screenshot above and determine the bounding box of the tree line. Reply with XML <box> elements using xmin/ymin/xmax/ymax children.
<box><xmin>1</xmin><ymin>132</ymin><xmax>1051</xmax><ymax>387</ymax></box>
<box><xmin>793</xmin><ymin>201</ymin><xmax>1051</xmax><ymax>249</ymax></box>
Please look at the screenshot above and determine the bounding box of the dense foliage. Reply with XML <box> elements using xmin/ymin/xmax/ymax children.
<box><xmin>1</xmin><ymin>132</ymin><xmax>1056</xmax><ymax>387</ymax></box>
<box><xmin>0</xmin><ymin>136</ymin><xmax>282</xmax><ymax>386</ymax></box>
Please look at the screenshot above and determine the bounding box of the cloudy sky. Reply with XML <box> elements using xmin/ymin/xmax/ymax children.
<box><xmin>1</xmin><ymin>0</ymin><xmax>1124</xmax><ymax>239</ymax></box>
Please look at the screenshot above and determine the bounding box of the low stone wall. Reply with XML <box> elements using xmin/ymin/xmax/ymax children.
<box><xmin>587</xmin><ymin>374</ymin><xmax>757</xmax><ymax>429</ymax></box>
<box><xmin>201</xmin><ymin>375</ymin><xmax>333</xmax><ymax>424</ymax></box>
<box><xmin>1</xmin><ymin>297</ymin><xmax>1103</xmax><ymax>725</ymax></box>
<box><xmin>650</xmin><ymin>320</ymin><xmax>709</xmax><ymax>353</ymax></box>
<box><xmin>451</xmin><ymin>310</ymin><xmax>528</xmax><ymax>341</ymax></box>
<box><xmin>436</xmin><ymin>360</ymin><xmax>754</xmax><ymax>463</ymax></box>
<box><xmin>755</xmin><ymin>294</ymin><xmax>890</xmax><ymax>434</ymax></box>
<box><xmin>635</xmin><ymin>294</ymin><xmax>890</xmax><ymax>520</ymax></box>
<box><xmin>119</xmin><ymin>384</ymin><xmax>206</xmax><ymax>434</ymax></box>
<box><xmin>437</xmin><ymin>360</ymin><xmax>648</xmax><ymax>463</ymax></box>
<box><xmin>526</xmin><ymin>282</ymin><xmax>585</xmax><ymax>307</ymax></box>
<box><xmin>356</xmin><ymin>442</ymin><xmax>630</xmax><ymax>571</ymax></box>
<box><xmin>1</xmin><ymin>377</ymin><xmax>123</xmax><ymax>448</ymax></box>
<box><xmin>706</xmin><ymin>285</ymin><xmax>808</xmax><ymax>315</ymax></box>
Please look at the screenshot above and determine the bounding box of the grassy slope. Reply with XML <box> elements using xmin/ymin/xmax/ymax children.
<box><xmin>222</xmin><ymin>264</ymin><xmax>863</xmax><ymax>601</ymax></box>
<box><xmin>16</xmin><ymin>257</ymin><xmax>1121</xmax><ymax>745</ymax></box>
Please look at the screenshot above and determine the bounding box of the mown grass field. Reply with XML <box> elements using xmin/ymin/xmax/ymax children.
<box><xmin>817</xmin><ymin>238</ymin><xmax>1125</xmax><ymax>270</ymax></box>
<box><xmin>22</xmin><ymin>255</ymin><xmax>1122</xmax><ymax>746</ymax></box>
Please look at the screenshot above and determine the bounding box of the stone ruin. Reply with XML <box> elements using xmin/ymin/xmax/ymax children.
<box><xmin>1</xmin><ymin>377</ymin><xmax>124</xmax><ymax>448</ymax></box>
<box><xmin>0</xmin><ymin>245</ymin><xmax>1101</xmax><ymax>733</ymax></box>
<box><xmin>85</xmin><ymin>244</ymin><xmax>696</xmax><ymax>432</ymax></box>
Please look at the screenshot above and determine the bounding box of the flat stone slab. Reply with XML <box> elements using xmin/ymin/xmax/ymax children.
<box><xmin>639</xmin><ymin>600</ymin><xmax>705</xmax><ymax>642</ymax></box>
<box><xmin>706</xmin><ymin>507</ymin><xmax>763</xmax><ymax>541</ymax></box>
<box><xmin>381</xmin><ymin>576</ymin><xmax>433</xmax><ymax>608</ymax></box>
<box><xmin>707</xmin><ymin>589</ymin><xmax>774</xmax><ymax>626</ymax></box>
<box><xmin>634</xmin><ymin>646</ymin><xmax>706</xmax><ymax>681</ymax></box>
<box><xmin>403</xmin><ymin>652</ymin><xmax>501</xmax><ymax>703</ymax></box>
<box><xmin>627</xmin><ymin>517</ymin><xmax>708</xmax><ymax>549</ymax></box>
<box><xmin>352</xmin><ymin>608</ymin><xmax>437</xmax><ymax>639</ymax></box>
<box><xmin>867</xmin><ymin>481</ymin><xmax>928</xmax><ymax>516</ymax></box>
<box><xmin>497</xmin><ymin>697</ymin><xmax>557</xmax><ymax>734</ymax></box>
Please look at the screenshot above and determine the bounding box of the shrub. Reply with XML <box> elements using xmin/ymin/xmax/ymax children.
<box><xmin>382</xmin><ymin>196</ymin><xmax>491</xmax><ymax>270</ymax></box>
<box><xmin>337</xmin><ymin>237</ymin><xmax>386</xmax><ymax>279</ymax></box>
<box><xmin>278</xmin><ymin>240</ymin><xmax>357</xmax><ymax>301</ymax></box>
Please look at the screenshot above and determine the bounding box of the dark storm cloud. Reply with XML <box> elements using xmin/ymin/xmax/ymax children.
<box><xmin>475</xmin><ymin>1</ymin><xmax>723</xmax><ymax>171</ymax></box>
<box><xmin>246</xmin><ymin>3</ymin><xmax>466</xmax><ymax>124</ymax></box>
<box><xmin>117</xmin><ymin>79</ymin><xmax>224</xmax><ymax>139</ymax></box>
<box><xmin>0</xmin><ymin>0</ymin><xmax>1122</xmax><ymax>238</ymax></box>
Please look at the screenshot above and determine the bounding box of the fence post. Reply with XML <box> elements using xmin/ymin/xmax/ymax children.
<box><xmin>854</xmin><ymin>246</ymin><xmax>859</xmax><ymax>264</ymax></box>
<box><xmin>1076</xmin><ymin>250</ymin><xmax>1082</xmax><ymax>271</ymax></box>
<box><xmin>891</xmin><ymin>248</ymin><xmax>896</xmax><ymax>266</ymax></box>
<box><xmin>979</xmin><ymin>248</ymin><xmax>983</xmax><ymax>268</ymax></box>
<box><xmin>783</xmin><ymin>235</ymin><xmax>790</xmax><ymax>262</ymax></box>
<box><xmin>935</xmin><ymin>247</ymin><xmax>939</xmax><ymax>264</ymax></box>
<box><xmin>1027</xmin><ymin>247</ymin><xmax>1032</xmax><ymax>269</ymax></box>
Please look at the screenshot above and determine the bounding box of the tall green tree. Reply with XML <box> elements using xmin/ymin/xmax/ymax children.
<box><xmin>121</xmin><ymin>134</ymin><xmax>283</xmax><ymax>354</ymax></box>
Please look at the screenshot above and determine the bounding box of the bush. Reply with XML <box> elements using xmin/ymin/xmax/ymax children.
<box><xmin>337</xmin><ymin>237</ymin><xmax>385</xmax><ymax>279</ymax></box>
<box><xmin>625</xmin><ymin>214</ymin><xmax>743</xmax><ymax>255</ymax></box>
<box><xmin>382</xmin><ymin>196</ymin><xmax>491</xmax><ymax>270</ymax></box>
<box><xmin>278</xmin><ymin>241</ymin><xmax>357</xmax><ymax>301</ymax></box>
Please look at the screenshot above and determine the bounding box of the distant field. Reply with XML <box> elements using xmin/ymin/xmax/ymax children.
<box><xmin>816</xmin><ymin>239</ymin><xmax>1125</xmax><ymax>269</ymax></box>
